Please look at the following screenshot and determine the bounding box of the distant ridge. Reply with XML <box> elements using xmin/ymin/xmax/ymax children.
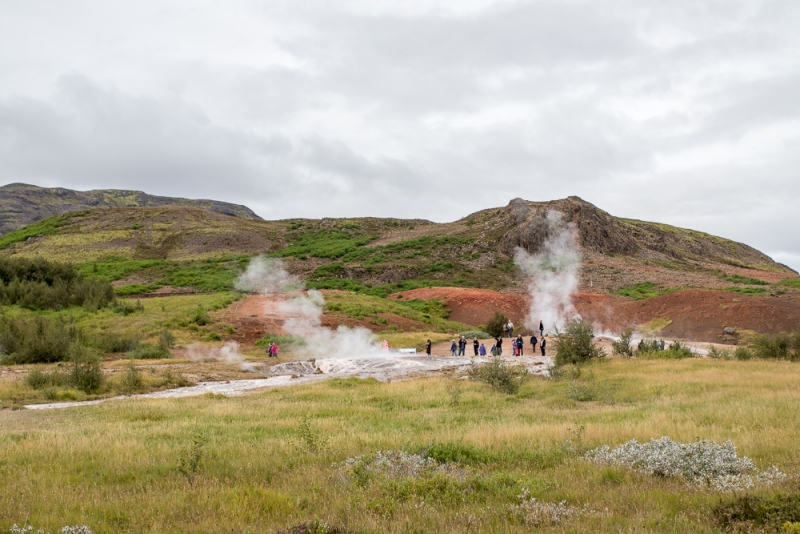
<box><xmin>0</xmin><ymin>182</ymin><xmax>262</xmax><ymax>237</ymax></box>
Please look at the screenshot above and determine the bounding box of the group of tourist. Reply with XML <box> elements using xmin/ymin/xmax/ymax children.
<box><xmin>432</xmin><ymin>318</ymin><xmax>548</xmax><ymax>358</ymax></box>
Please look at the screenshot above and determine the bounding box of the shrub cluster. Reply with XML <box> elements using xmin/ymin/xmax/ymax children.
<box><xmin>0</xmin><ymin>316</ymin><xmax>76</xmax><ymax>364</ymax></box>
<box><xmin>611</xmin><ymin>330</ymin><xmax>634</xmax><ymax>358</ymax></box>
<box><xmin>23</xmin><ymin>346</ymin><xmax>104</xmax><ymax>394</ymax></box>
<box><xmin>751</xmin><ymin>330</ymin><xmax>800</xmax><ymax>361</ymax></box>
<box><xmin>485</xmin><ymin>311</ymin><xmax>509</xmax><ymax>338</ymax></box>
<box><xmin>715</xmin><ymin>493</ymin><xmax>800</xmax><ymax>531</ymax></box>
<box><xmin>637</xmin><ymin>339</ymin><xmax>695</xmax><ymax>359</ymax></box>
<box><xmin>554</xmin><ymin>319</ymin><xmax>605</xmax><ymax>367</ymax></box>
<box><xmin>0</xmin><ymin>256</ymin><xmax>114</xmax><ymax>311</ymax></box>
<box><xmin>586</xmin><ymin>436</ymin><xmax>786</xmax><ymax>491</ymax></box>
<box><xmin>468</xmin><ymin>356</ymin><xmax>528</xmax><ymax>394</ymax></box>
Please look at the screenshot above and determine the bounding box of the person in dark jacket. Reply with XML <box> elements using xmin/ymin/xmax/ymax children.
<box><xmin>516</xmin><ymin>335</ymin><xmax>524</xmax><ymax>356</ymax></box>
<box><xmin>473</xmin><ymin>338</ymin><xmax>479</xmax><ymax>356</ymax></box>
<box><xmin>540</xmin><ymin>336</ymin><xmax>546</xmax><ymax>356</ymax></box>
<box><xmin>495</xmin><ymin>336</ymin><xmax>503</xmax><ymax>356</ymax></box>
<box><xmin>450</xmin><ymin>339</ymin><xmax>458</xmax><ymax>356</ymax></box>
<box><xmin>425</xmin><ymin>339</ymin><xmax>432</xmax><ymax>356</ymax></box>
<box><xmin>530</xmin><ymin>334</ymin><xmax>538</xmax><ymax>353</ymax></box>
<box><xmin>539</xmin><ymin>320</ymin><xmax>544</xmax><ymax>337</ymax></box>
<box><xmin>458</xmin><ymin>336</ymin><xmax>467</xmax><ymax>356</ymax></box>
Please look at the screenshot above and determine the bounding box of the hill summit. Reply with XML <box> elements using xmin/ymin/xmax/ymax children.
<box><xmin>0</xmin><ymin>182</ymin><xmax>261</xmax><ymax>237</ymax></box>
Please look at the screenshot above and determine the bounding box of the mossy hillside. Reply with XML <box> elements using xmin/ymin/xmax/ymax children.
<box><xmin>76</xmin><ymin>256</ymin><xmax>250</xmax><ymax>294</ymax></box>
<box><xmin>323</xmin><ymin>291</ymin><xmax>472</xmax><ymax>333</ymax></box>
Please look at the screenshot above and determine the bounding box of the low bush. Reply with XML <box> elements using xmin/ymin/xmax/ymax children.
<box><xmin>468</xmin><ymin>356</ymin><xmax>528</xmax><ymax>394</ymax></box>
<box><xmin>734</xmin><ymin>346</ymin><xmax>756</xmax><ymax>360</ymax></box>
<box><xmin>0</xmin><ymin>256</ymin><xmax>114</xmax><ymax>311</ymax></box>
<box><xmin>113</xmin><ymin>300</ymin><xmax>144</xmax><ymax>316</ymax></box>
<box><xmin>637</xmin><ymin>339</ymin><xmax>694</xmax><ymax>359</ymax></box>
<box><xmin>586</xmin><ymin>436</ymin><xmax>785</xmax><ymax>491</ymax></box>
<box><xmin>95</xmin><ymin>332</ymin><xmax>140</xmax><ymax>353</ymax></box>
<box><xmin>611</xmin><ymin>330</ymin><xmax>634</xmax><ymax>358</ymax></box>
<box><xmin>485</xmin><ymin>311</ymin><xmax>509</xmax><ymax>338</ymax></box>
<box><xmin>554</xmin><ymin>319</ymin><xmax>604</xmax><ymax>367</ymax></box>
<box><xmin>0</xmin><ymin>315</ymin><xmax>76</xmax><ymax>364</ymax></box>
<box><xmin>752</xmin><ymin>332</ymin><xmax>799</xmax><ymax>361</ymax></box>
<box><xmin>129</xmin><ymin>343</ymin><xmax>170</xmax><ymax>360</ymax></box>
<box><xmin>707</xmin><ymin>345</ymin><xmax>734</xmax><ymax>360</ymax></box>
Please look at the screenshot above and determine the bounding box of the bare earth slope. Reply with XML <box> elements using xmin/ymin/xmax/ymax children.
<box><xmin>0</xmin><ymin>182</ymin><xmax>261</xmax><ymax>237</ymax></box>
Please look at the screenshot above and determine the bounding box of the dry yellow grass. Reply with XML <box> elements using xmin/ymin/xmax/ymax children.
<box><xmin>0</xmin><ymin>358</ymin><xmax>798</xmax><ymax>532</ymax></box>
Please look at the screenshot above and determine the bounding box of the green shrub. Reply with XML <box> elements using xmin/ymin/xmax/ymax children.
<box><xmin>722</xmin><ymin>274</ymin><xmax>769</xmax><ymax>285</ymax></box>
<box><xmin>734</xmin><ymin>346</ymin><xmax>755</xmax><ymax>360</ymax></box>
<box><xmin>752</xmin><ymin>332</ymin><xmax>797</xmax><ymax>361</ymax></box>
<box><xmin>0</xmin><ymin>315</ymin><xmax>76</xmax><ymax>364</ymax></box>
<box><xmin>611</xmin><ymin>330</ymin><xmax>634</xmax><ymax>358</ymax></box>
<box><xmin>468</xmin><ymin>356</ymin><xmax>528</xmax><ymax>394</ymax></box>
<box><xmin>25</xmin><ymin>368</ymin><xmax>70</xmax><ymax>389</ymax></box>
<box><xmin>158</xmin><ymin>330</ymin><xmax>175</xmax><ymax>352</ymax></box>
<box><xmin>113</xmin><ymin>300</ymin><xmax>145</xmax><ymax>316</ymax></box>
<box><xmin>96</xmin><ymin>332</ymin><xmax>140</xmax><ymax>353</ymax></box>
<box><xmin>485</xmin><ymin>311</ymin><xmax>509</xmax><ymax>338</ymax></box>
<box><xmin>121</xmin><ymin>363</ymin><xmax>144</xmax><ymax>392</ymax></box>
<box><xmin>129</xmin><ymin>343</ymin><xmax>170</xmax><ymax>360</ymax></box>
<box><xmin>554</xmin><ymin>319</ymin><xmax>605</xmax><ymax>367</ymax></box>
<box><xmin>68</xmin><ymin>346</ymin><xmax>104</xmax><ymax>393</ymax></box>
<box><xmin>707</xmin><ymin>345</ymin><xmax>734</xmax><ymax>360</ymax></box>
<box><xmin>192</xmin><ymin>306</ymin><xmax>210</xmax><ymax>326</ymax></box>
<box><xmin>0</xmin><ymin>256</ymin><xmax>115</xmax><ymax>311</ymax></box>
<box><xmin>638</xmin><ymin>339</ymin><xmax>694</xmax><ymax>359</ymax></box>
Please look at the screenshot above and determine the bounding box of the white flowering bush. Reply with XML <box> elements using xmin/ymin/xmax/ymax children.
<box><xmin>586</xmin><ymin>436</ymin><xmax>786</xmax><ymax>491</ymax></box>
<box><xmin>335</xmin><ymin>449</ymin><xmax>466</xmax><ymax>484</ymax></box>
<box><xmin>514</xmin><ymin>488</ymin><xmax>607</xmax><ymax>526</ymax></box>
<box><xmin>8</xmin><ymin>527</ymin><xmax>93</xmax><ymax>534</ymax></box>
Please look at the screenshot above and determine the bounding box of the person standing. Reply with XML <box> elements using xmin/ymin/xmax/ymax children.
<box><xmin>539</xmin><ymin>320</ymin><xmax>544</xmax><ymax>337</ymax></box>
<box><xmin>508</xmin><ymin>320</ymin><xmax>514</xmax><ymax>338</ymax></box>
<box><xmin>473</xmin><ymin>337</ymin><xmax>479</xmax><ymax>356</ymax></box>
<box><xmin>516</xmin><ymin>335</ymin><xmax>524</xmax><ymax>356</ymax></box>
<box><xmin>425</xmin><ymin>339</ymin><xmax>432</xmax><ymax>356</ymax></box>
<box><xmin>495</xmin><ymin>336</ymin><xmax>503</xmax><ymax>356</ymax></box>
<box><xmin>450</xmin><ymin>339</ymin><xmax>458</xmax><ymax>356</ymax></box>
<box><xmin>540</xmin><ymin>336</ymin><xmax>546</xmax><ymax>357</ymax></box>
<box><xmin>271</xmin><ymin>343</ymin><xmax>279</xmax><ymax>359</ymax></box>
<box><xmin>458</xmin><ymin>336</ymin><xmax>467</xmax><ymax>356</ymax></box>
<box><xmin>530</xmin><ymin>334</ymin><xmax>537</xmax><ymax>353</ymax></box>
<box><xmin>479</xmin><ymin>343</ymin><xmax>487</xmax><ymax>356</ymax></box>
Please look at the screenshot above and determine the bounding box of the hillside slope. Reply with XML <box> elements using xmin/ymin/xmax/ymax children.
<box><xmin>0</xmin><ymin>197</ymin><xmax>795</xmax><ymax>296</ymax></box>
<box><xmin>0</xmin><ymin>182</ymin><xmax>261</xmax><ymax>236</ymax></box>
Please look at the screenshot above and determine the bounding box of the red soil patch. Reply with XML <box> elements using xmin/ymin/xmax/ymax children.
<box><xmin>390</xmin><ymin>287</ymin><xmax>527</xmax><ymax>327</ymax></box>
<box><xmin>392</xmin><ymin>287</ymin><xmax>800</xmax><ymax>343</ymax></box>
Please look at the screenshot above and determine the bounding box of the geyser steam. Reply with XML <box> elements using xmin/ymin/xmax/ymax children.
<box><xmin>514</xmin><ymin>210</ymin><xmax>581</xmax><ymax>333</ymax></box>
<box><xmin>237</xmin><ymin>256</ymin><xmax>380</xmax><ymax>358</ymax></box>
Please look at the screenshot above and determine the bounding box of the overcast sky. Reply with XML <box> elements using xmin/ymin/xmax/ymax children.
<box><xmin>1</xmin><ymin>0</ymin><xmax>798</xmax><ymax>270</ymax></box>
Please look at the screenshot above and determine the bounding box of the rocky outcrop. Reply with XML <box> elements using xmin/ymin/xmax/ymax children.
<box><xmin>0</xmin><ymin>182</ymin><xmax>261</xmax><ymax>237</ymax></box>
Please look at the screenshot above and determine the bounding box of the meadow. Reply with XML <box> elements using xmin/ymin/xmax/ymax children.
<box><xmin>1</xmin><ymin>357</ymin><xmax>799</xmax><ymax>533</ymax></box>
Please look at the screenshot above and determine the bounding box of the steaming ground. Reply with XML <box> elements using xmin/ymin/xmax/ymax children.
<box><xmin>25</xmin><ymin>352</ymin><xmax>553</xmax><ymax>410</ymax></box>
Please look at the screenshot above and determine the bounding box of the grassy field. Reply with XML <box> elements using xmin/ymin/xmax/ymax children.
<box><xmin>1</xmin><ymin>358</ymin><xmax>798</xmax><ymax>533</ymax></box>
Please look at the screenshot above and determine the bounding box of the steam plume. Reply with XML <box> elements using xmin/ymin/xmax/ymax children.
<box><xmin>238</xmin><ymin>256</ymin><xmax>380</xmax><ymax>358</ymax></box>
<box><xmin>514</xmin><ymin>210</ymin><xmax>581</xmax><ymax>333</ymax></box>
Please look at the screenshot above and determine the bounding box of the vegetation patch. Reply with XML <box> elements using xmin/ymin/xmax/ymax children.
<box><xmin>778</xmin><ymin>277</ymin><xmax>800</xmax><ymax>289</ymax></box>
<box><xmin>723</xmin><ymin>274</ymin><xmax>769</xmax><ymax>285</ymax></box>
<box><xmin>715</xmin><ymin>493</ymin><xmax>800</xmax><ymax>531</ymax></box>
<box><xmin>323</xmin><ymin>292</ymin><xmax>469</xmax><ymax>332</ymax></box>
<box><xmin>554</xmin><ymin>319</ymin><xmax>605</xmax><ymax>367</ymax></box>
<box><xmin>725</xmin><ymin>286</ymin><xmax>768</xmax><ymax>296</ymax></box>
<box><xmin>0</xmin><ymin>212</ymin><xmax>89</xmax><ymax>250</ymax></box>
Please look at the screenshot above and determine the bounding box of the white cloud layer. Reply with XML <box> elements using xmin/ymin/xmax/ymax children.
<box><xmin>0</xmin><ymin>0</ymin><xmax>798</xmax><ymax>270</ymax></box>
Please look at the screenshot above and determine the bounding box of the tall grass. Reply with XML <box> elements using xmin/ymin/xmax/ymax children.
<box><xmin>0</xmin><ymin>359</ymin><xmax>799</xmax><ymax>532</ymax></box>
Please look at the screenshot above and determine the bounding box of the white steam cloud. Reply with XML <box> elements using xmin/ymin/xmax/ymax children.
<box><xmin>514</xmin><ymin>210</ymin><xmax>582</xmax><ymax>334</ymax></box>
<box><xmin>238</xmin><ymin>256</ymin><xmax>380</xmax><ymax>359</ymax></box>
<box><xmin>187</xmin><ymin>341</ymin><xmax>260</xmax><ymax>372</ymax></box>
